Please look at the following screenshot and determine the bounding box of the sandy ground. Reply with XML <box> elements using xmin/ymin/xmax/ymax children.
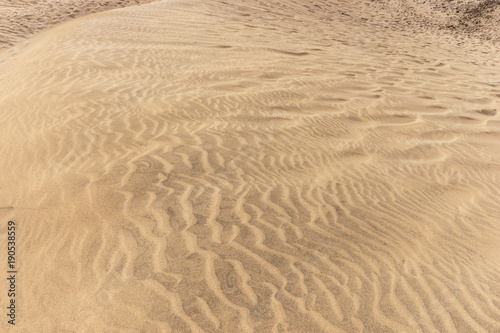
<box><xmin>0</xmin><ymin>0</ymin><xmax>157</xmax><ymax>49</ymax></box>
<box><xmin>372</xmin><ymin>0</ymin><xmax>500</xmax><ymax>42</ymax></box>
<box><xmin>0</xmin><ymin>0</ymin><xmax>499</xmax><ymax>332</ymax></box>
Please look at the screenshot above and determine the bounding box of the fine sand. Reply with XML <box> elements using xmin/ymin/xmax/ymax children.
<box><xmin>0</xmin><ymin>0</ymin><xmax>157</xmax><ymax>50</ymax></box>
<box><xmin>1</xmin><ymin>0</ymin><xmax>500</xmax><ymax>332</ymax></box>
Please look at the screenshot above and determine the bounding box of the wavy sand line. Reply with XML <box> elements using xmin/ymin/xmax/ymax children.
<box><xmin>0</xmin><ymin>0</ymin><xmax>499</xmax><ymax>332</ymax></box>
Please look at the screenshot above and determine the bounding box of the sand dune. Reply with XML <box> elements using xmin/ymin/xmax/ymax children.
<box><xmin>0</xmin><ymin>0</ymin><xmax>157</xmax><ymax>50</ymax></box>
<box><xmin>0</xmin><ymin>0</ymin><xmax>500</xmax><ymax>332</ymax></box>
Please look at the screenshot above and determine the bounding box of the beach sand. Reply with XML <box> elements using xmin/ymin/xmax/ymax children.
<box><xmin>0</xmin><ymin>0</ymin><xmax>499</xmax><ymax>332</ymax></box>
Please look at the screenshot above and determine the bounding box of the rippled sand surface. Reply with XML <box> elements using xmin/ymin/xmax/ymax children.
<box><xmin>0</xmin><ymin>0</ymin><xmax>156</xmax><ymax>49</ymax></box>
<box><xmin>0</xmin><ymin>0</ymin><xmax>499</xmax><ymax>332</ymax></box>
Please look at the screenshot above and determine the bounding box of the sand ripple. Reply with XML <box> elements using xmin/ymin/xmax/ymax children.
<box><xmin>0</xmin><ymin>0</ymin><xmax>499</xmax><ymax>332</ymax></box>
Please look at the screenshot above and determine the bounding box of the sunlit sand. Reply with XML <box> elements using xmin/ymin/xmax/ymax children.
<box><xmin>0</xmin><ymin>0</ymin><xmax>499</xmax><ymax>331</ymax></box>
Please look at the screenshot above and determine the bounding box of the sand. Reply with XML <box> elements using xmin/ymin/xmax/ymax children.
<box><xmin>0</xmin><ymin>0</ymin><xmax>158</xmax><ymax>50</ymax></box>
<box><xmin>0</xmin><ymin>0</ymin><xmax>499</xmax><ymax>332</ymax></box>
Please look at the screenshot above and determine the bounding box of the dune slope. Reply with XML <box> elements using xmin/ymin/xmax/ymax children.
<box><xmin>0</xmin><ymin>0</ymin><xmax>499</xmax><ymax>332</ymax></box>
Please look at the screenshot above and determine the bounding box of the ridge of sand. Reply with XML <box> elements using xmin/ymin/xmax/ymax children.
<box><xmin>0</xmin><ymin>0</ymin><xmax>158</xmax><ymax>50</ymax></box>
<box><xmin>1</xmin><ymin>0</ymin><xmax>499</xmax><ymax>54</ymax></box>
<box><xmin>0</xmin><ymin>0</ymin><xmax>499</xmax><ymax>332</ymax></box>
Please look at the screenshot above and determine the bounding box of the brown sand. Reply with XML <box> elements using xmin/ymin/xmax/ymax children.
<box><xmin>0</xmin><ymin>0</ymin><xmax>500</xmax><ymax>332</ymax></box>
<box><xmin>371</xmin><ymin>0</ymin><xmax>500</xmax><ymax>43</ymax></box>
<box><xmin>0</xmin><ymin>0</ymin><xmax>157</xmax><ymax>50</ymax></box>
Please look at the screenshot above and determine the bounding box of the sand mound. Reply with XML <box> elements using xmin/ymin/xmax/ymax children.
<box><xmin>0</xmin><ymin>0</ymin><xmax>157</xmax><ymax>50</ymax></box>
<box><xmin>0</xmin><ymin>0</ymin><xmax>499</xmax><ymax>332</ymax></box>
